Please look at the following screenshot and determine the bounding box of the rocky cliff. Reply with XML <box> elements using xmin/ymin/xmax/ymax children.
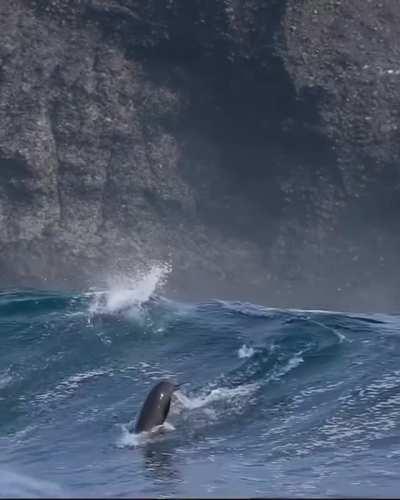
<box><xmin>1</xmin><ymin>0</ymin><xmax>399</xmax><ymax>311</ymax></box>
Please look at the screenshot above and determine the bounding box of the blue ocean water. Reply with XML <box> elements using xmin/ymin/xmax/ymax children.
<box><xmin>1</xmin><ymin>276</ymin><xmax>400</xmax><ymax>497</ymax></box>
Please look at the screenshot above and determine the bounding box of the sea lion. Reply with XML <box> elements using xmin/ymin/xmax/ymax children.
<box><xmin>135</xmin><ymin>380</ymin><xmax>180</xmax><ymax>433</ymax></box>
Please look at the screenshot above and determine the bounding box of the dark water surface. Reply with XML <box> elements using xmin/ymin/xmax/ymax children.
<box><xmin>1</xmin><ymin>281</ymin><xmax>400</xmax><ymax>497</ymax></box>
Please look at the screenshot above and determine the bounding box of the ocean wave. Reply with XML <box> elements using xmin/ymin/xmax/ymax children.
<box><xmin>1</xmin><ymin>287</ymin><xmax>400</xmax><ymax>497</ymax></box>
<box><xmin>87</xmin><ymin>262</ymin><xmax>172</xmax><ymax>317</ymax></box>
<box><xmin>174</xmin><ymin>383</ymin><xmax>259</xmax><ymax>411</ymax></box>
<box><xmin>35</xmin><ymin>368</ymin><xmax>112</xmax><ymax>404</ymax></box>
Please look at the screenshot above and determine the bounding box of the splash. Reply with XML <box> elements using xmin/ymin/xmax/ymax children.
<box><xmin>174</xmin><ymin>384</ymin><xmax>259</xmax><ymax>411</ymax></box>
<box><xmin>116</xmin><ymin>421</ymin><xmax>175</xmax><ymax>448</ymax></box>
<box><xmin>88</xmin><ymin>262</ymin><xmax>172</xmax><ymax>316</ymax></box>
<box><xmin>238</xmin><ymin>344</ymin><xmax>255</xmax><ymax>358</ymax></box>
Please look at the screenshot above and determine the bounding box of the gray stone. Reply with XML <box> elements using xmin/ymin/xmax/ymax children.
<box><xmin>0</xmin><ymin>0</ymin><xmax>399</xmax><ymax>311</ymax></box>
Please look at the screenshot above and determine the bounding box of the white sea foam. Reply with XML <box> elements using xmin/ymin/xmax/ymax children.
<box><xmin>174</xmin><ymin>383</ymin><xmax>259</xmax><ymax>410</ymax></box>
<box><xmin>308</xmin><ymin>319</ymin><xmax>347</xmax><ymax>343</ymax></box>
<box><xmin>11</xmin><ymin>424</ymin><xmax>37</xmax><ymax>442</ymax></box>
<box><xmin>278</xmin><ymin>353</ymin><xmax>304</xmax><ymax>376</ymax></box>
<box><xmin>35</xmin><ymin>368</ymin><xmax>111</xmax><ymax>404</ymax></box>
<box><xmin>267</xmin><ymin>351</ymin><xmax>304</xmax><ymax>382</ymax></box>
<box><xmin>238</xmin><ymin>344</ymin><xmax>255</xmax><ymax>358</ymax></box>
<box><xmin>88</xmin><ymin>262</ymin><xmax>171</xmax><ymax>317</ymax></box>
<box><xmin>300</xmin><ymin>381</ymin><xmax>344</xmax><ymax>397</ymax></box>
<box><xmin>219</xmin><ymin>299</ymin><xmax>346</xmax><ymax>316</ymax></box>
<box><xmin>0</xmin><ymin>372</ymin><xmax>12</xmax><ymax>390</ymax></box>
<box><xmin>63</xmin><ymin>368</ymin><xmax>111</xmax><ymax>387</ymax></box>
<box><xmin>116</xmin><ymin>421</ymin><xmax>175</xmax><ymax>448</ymax></box>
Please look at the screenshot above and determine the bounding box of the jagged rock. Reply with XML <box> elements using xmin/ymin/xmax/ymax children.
<box><xmin>0</xmin><ymin>0</ymin><xmax>399</xmax><ymax>310</ymax></box>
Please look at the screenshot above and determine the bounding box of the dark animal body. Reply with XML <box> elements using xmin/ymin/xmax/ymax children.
<box><xmin>135</xmin><ymin>380</ymin><xmax>179</xmax><ymax>433</ymax></box>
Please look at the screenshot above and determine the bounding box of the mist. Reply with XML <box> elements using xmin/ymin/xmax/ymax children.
<box><xmin>1</xmin><ymin>0</ymin><xmax>399</xmax><ymax>312</ymax></box>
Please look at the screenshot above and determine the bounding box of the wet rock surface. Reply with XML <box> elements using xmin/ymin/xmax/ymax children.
<box><xmin>0</xmin><ymin>0</ymin><xmax>399</xmax><ymax>311</ymax></box>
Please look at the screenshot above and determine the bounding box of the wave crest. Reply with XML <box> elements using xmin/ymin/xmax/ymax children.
<box><xmin>88</xmin><ymin>262</ymin><xmax>172</xmax><ymax>317</ymax></box>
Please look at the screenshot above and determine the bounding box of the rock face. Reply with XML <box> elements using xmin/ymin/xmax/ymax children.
<box><xmin>0</xmin><ymin>0</ymin><xmax>399</xmax><ymax>311</ymax></box>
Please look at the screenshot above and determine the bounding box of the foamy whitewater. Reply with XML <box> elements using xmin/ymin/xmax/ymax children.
<box><xmin>1</xmin><ymin>265</ymin><xmax>400</xmax><ymax>497</ymax></box>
